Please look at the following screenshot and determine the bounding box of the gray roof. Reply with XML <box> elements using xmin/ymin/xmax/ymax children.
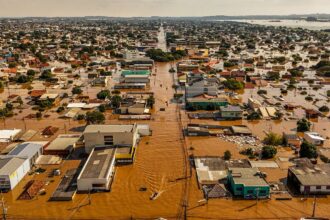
<box><xmin>79</xmin><ymin>147</ymin><xmax>116</xmax><ymax>179</ymax></box>
<box><xmin>220</xmin><ymin>105</ymin><xmax>242</xmax><ymax>112</ymax></box>
<box><xmin>230</xmin><ymin>168</ymin><xmax>269</xmax><ymax>187</ymax></box>
<box><xmin>289</xmin><ymin>159</ymin><xmax>330</xmax><ymax>186</ymax></box>
<box><xmin>84</xmin><ymin>124</ymin><xmax>134</xmax><ymax>134</ymax></box>
<box><xmin>8</xmin><ymin>142</ymin><xmax>47</xmax><ymax>159</ymax></box>
<box><xmin>0</xmin><ymin>157</ymin><xmax>27</xmax><ymax>175</ymax></box>
<box><xmin>46</xmin><ymin>135</ymin><xmax>80</xmax><ymax>151</ymax></box>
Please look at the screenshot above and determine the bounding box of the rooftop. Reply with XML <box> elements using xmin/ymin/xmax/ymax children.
<box><xmin>229</xmin><ymin>167</ymin><xmax>269</xmax><ymax>187</ymax></box>
<box><xmin>84</xmin><ymin>124</ymin><xmax>135</xmax><ymax>134</ymax></box>
<box><xmin>46</xmin><ymin>135</ymin><xmax>80</xmax><ymax>151</ymax></box>
<box><xmin>8</xmin><ymin>142</ymin><xmax>47</xmax><ymax>159</ymax></box>
<box><xmin>79</xmin><ymin>147</ymin><xmax>116</xmax><ymax>179</ymax></box>
<box><xmin>0</xmin><ymin>157</ymin><xmax>27</xmax><ymax>175</ymax></box>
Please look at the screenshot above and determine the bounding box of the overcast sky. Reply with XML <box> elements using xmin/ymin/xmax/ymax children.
<box><xmin>0</xmin><ymin>0</ymin><xmax>329</xmax><ymax>17</ymax></box>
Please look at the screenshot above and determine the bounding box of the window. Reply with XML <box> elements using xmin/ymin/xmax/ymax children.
<box><xmin>92</xmin><ymin>183</ymin><xmax>106</xmax><ymax>188</ymax></box>
<box><xmin>259</xmin><ymin>190</ymin><xmax>266</xmax><ymax>194</ymax></box>
<box><xmin>327</xmin><ymin>186</ymin><xmax>330</xmax><ymax>190</ymax></box>
<box><xmin>247</xmin><ymin>190</ymin><xmax>253</xmax><ymax>194</ymax></box>
<box><xmin>316</xmin><ymin>186</ymin><xmax>321</xmax><ymax>190</ymax></box>
<box><xmin>104</xmin><ymin>136</ymin><xmax>113</xmax><ymax>146</ymax></box>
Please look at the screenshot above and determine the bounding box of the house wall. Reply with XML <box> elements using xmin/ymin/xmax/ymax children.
<box><xmin>221</xmin><ymin>111</ymin><xmax>242</xmax><ymax>118</ymax></box>
<box><xmin>300</xmin><ymin>185</ymin><xmax>330</xmax><ymax>194</ymax></box>
<box><xmin>8</xmin><ymin>159</ymin><xmax>30</xmax><ymax>190</ymax></box>
<box><xmin>84</xmin><ymin>131</ymin><xmax>135</xmax><ymax>153</ymax></box>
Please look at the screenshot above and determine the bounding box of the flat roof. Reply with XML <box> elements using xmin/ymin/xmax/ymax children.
<box><xmin>46</xmin><ymin>135</ymin><xmax>80</xmax><ymax>151</ymax></box>
<box><xmin>230</xmin><ymin>168</ymin><xmax>269</xmax><ymax>187</ymax></box>
<box><xmin>0</xmin><ymin>129</ymin><xmax>22</xmax><ymax>142</ymax></box>
<box><xmin>79</xmin><ymin>147</ymin><xmax>116</xmax><ymax>179</ymax></box>
<box><xmin>84</xmin><ymin>124</ymin><xmax>134</xmax><ymax>134</ymax></box>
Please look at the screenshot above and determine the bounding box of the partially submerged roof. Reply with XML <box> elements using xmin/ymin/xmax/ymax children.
<box><xmin>0</xmin><ymin>129</ymin><xmax>22</xmax><ymax>142</ymax></box>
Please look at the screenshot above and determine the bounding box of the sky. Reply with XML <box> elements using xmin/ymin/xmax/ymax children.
<box><xmin>0</xmin><ymin>0</ymin><xmax>329</xmax><ymax>17</ymax></box>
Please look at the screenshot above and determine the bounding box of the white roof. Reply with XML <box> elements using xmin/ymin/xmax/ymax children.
<box><xmin>0</xmin><ymin>129</ymin><xmax>21</xmax><ymax>142</ymax></box>
<box><xmin>40</xmin><ymin>93</ymin><xmax>59</xmax><ymax>100</ymax></box>
<box><xmin>304</xmin><ymin>132</ymin><xmax>325</xmax><ymax>141</ymax></box>
<box><xmin>0</xmin><ymin>157</ymin><xmax>27</xmax><ymax>175</ymax></box>
<box><xmin>67</xmin><ymin>103</ymin><xmax>86</xmax><ymax>108</ymax></box>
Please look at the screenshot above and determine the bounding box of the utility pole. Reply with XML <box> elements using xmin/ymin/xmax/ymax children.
<box><xmin>1</xmin><ymin>192</ymin><xmax>7</xmax><ymax>220</ymax></box>
<box><xmin>312</xmin><ymin>196</ymin><xmax>316</xmax><ymax>218</ymax></box>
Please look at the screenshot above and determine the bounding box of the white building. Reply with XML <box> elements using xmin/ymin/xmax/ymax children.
<box><xmin>185</xmin><ymin>80</ymin><xmax>218</xmax><ymax>98</ymax></box>
<box><xmin>0</xmin><ymin>142</ymin><xmax>46</xmax><ymax>190</ymax></box>
<box><xmin>0</xmin><ymin>129</ymin><xmax>22</xmax><ymax>142</ymax></box>
<box><xmin>304</xmin><ymin>132</ymin><xmax>325</xmax><ymax>146</ymax></box>
<box><xmin>77</xmin><ymin>147</ymin><xmax>116</xmax><ymax>192</ymax></box>
<box><xmin>83</xmin><ymin>124</ymin><xmax>139</xmax><ymax>153</ymax></box>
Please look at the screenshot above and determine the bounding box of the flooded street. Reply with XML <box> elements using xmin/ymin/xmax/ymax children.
<box><xmin>0</xmin><ymin>24</ymin><xmax>330</xmax><ymax>220</ymax></box>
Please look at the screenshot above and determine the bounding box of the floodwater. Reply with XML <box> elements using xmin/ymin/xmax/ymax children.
<box><xmin>0</xmin><ymin>28</ymin><xmax>330</xmax><ymax>220</ymax></box>
<box><xmin>228</xmin><ymin>19</ymin><xmax>330</xmax><ymax>30</ymax></box>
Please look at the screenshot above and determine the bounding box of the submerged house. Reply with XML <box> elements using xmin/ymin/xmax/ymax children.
<box><xmin>227</xmin><ymin>168</ymin><xmax>270</xmax><ymax>199</ymax></box>
<box><xmin>220</xmin><ymin>105</ymin><xmax>243</xmax><ymax>120</ymax></box>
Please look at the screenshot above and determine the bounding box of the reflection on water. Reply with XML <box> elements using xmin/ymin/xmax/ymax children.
<box><xmin>228</xmin><ymin>19</ymin><xmax>330</xmax><ymax>30</ymax></box>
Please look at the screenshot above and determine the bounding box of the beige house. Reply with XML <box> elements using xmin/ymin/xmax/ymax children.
<box><xmin>83</xmin><ymin>124</ymin><xmax>139</xmax><ymax>154</ymax></box>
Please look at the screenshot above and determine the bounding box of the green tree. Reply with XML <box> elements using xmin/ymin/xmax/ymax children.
<box><xmin>263</xmin><ymin>132</ymin><xmax>283</xmax><ymax>146</ymax></box>
<box><xmin>299</xmin><ymin>141</ymin><xmax>318</xmax><ymax>159</ymax></box>
<box><xmin>223</xmin><ymin>79</ymin><xmax>244</xmax><ymax>90</ymax></box>
<box><xmin>86</xmin><ymin>111</ymin><xmax>105</xmax><ymax>124</ymax></box>
<box><xmin>297</xmin><ymin>118</ymin><xmax>311</xmax><ymax>132</ymax></box>
<box><xmin>111</xmin><ymin>95</ymin><xmax>122</xmax><ymax>108</ymax></box>
<box><xmin>319</xmin><ymin>105</ymin><xmax>329</xmax><ymax>112</ymax></box>
<box><xmin>97</xmin><ymin>90</ymin><xmax>111</xmax><ymax>100</ymax></box>
<box><xmin>27</xmin><ymin>69</ymin><xmax>36</xmax><ymax>77</ymax></box>
<box><xmin>147</xmin><ymin>96</ymin><xmax>155</xmax><ymax>108</ymax></box>
<box><xmin>224</xmin><ymin>150</ymin><xmax>232</xmax><ymax>160</ymax></box>
<box><xmin>261</xmin><ymin>146</ymin><xmax>277</xmax><ymax>159</ymax></box>
<box><xmin>72</xmin><ymin>86</ymin><xmax>82</xmax><ymax>95</ymax></box>
<box><xmin>40</xmin><ymin>69</ymin><xmax>53</xmax><ymax>79</ymax></box>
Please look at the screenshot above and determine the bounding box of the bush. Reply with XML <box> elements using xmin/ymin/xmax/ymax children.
<box><xmin>257</xmin><ymin>90</ymin><xmax>267</xmax><ymax>95</ymax></box>
<box><xmin>86</xmin><ymin>111</ymin><xmax>105</xmax><ymax>124</ymax></box>
<box><xmin>305</xmin><ymin>96</ymin><xmax>313</xmax><ymax>101</ymax></box>
<box><xmin>97</xmin><ymin>90</ymin><xmax>111</xmax><ymax>100</ymax></box>
<box><xmin>224</xmin><ymin>150</ymin><xmax>232</xmax><ymax>160</ymax></box>
<box><xmin>72</xmin><ymin>86</ymin><xmax>82</xmax><ymax>95</ymax></box>
<box><xmin>263</xmin><ymin>132</ymin><xmax>283</xmax><ymax>146</ymax></box>
<box><xmin>261</xmin><ymin>146</ymin><xmax>277</xmax><ymax>159</ymax></box>
<box><xmin>297</xmin><ymin>118</ymin><xmax>311</xmax><ymax>132</ymax></box>
<box><xmin>223</xmin><ymin>79</ymin><xmax>244</xmax><ymax>90</ymax></box>
<box><xmin>56</xmin><ymin>106</ymin><xmax>65</xmax><ymax>113</ymax></box>
<box><xmin>76</xmin><ymin>114</ymin><xmax>85</xmax><ymax>120</ymax></box>
<box><xmin>299</xmin><ymin>141</ymin><xmax>318</xmax><ymax>159</ymax></box>
<box><xmin>319</xmin><ymin>105</ymin><xmax>330</xmax><ymax>112</ymax></box>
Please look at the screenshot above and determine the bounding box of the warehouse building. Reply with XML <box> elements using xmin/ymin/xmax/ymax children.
<box><xmin>83</xmin><ymin>124</ymin><xmax>139</xmax><ymax>154</ymax></box>
<box><xmin>0</xmin><ymin>142</ymin><xmax>47</xmax><ymax>191</ymax></box>
<box><xmin>77</xmin><ymin>147</ymin><xmax>116</xmax><ymax>192</ymax></box>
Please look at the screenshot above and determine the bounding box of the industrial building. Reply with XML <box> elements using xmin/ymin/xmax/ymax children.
<box><xmin>77</xmin><ymin>147</ymin><xmax>116</xmax><ymax>192</ymax></box>
<box><xmin>0</xmin><ymin>142</ymin><xmax>47</xmax><ymax>190</ymax></box>
<box><xmin>83</xmin><ymin>124</ymin><xmax>139</xmax><ymax>154</ymax></box>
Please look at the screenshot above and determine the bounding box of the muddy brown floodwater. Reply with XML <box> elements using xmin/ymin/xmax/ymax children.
<box><xmin>1</xmin><ymin>62</ymin><xmax>330</xmax><ymax>220</ymax></box>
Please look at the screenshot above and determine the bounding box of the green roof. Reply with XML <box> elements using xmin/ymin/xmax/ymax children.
<box><xmin>122</xmin><ymin>70</ymin><xmax>150</xmax><ymax>76</ymax></box>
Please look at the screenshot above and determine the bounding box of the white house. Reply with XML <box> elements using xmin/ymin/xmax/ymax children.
<box><xmin>304</xmin><ymin>132</ymin><xmax>325</xmax><ymax>146</ymax></box>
